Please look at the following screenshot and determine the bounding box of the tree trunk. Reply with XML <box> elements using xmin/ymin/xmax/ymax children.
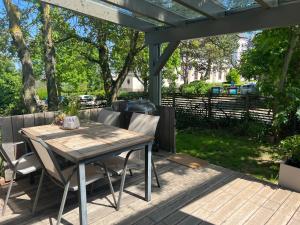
<box><xmin>111</xmin><ymin>31</ymin><xmax>140</xmax><ymax>102</ymax></box>
<box><xmin>4</xmin><ymin>0</ymin><xmax>37</xmax><ymax>113</ymax></box>
<box><xmin>40</xmin><ymin>3</ymin><xmax>59</xmax><ymax>111</ymax></box>
<box><xmin>279</xmin><ymin>30</ymin><xmax>299</xmax><ymax>93</ymax></box>
<box><xmin>204</xmin><ymin>58</ymin><xmax>212</xmax><ymax>80</ymax></box>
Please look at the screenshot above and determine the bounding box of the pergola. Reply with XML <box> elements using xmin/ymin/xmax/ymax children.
<box><xmin>42</xmin><ymin>0</ymin><xmax>300</xmax><ymax>105</ymax></box>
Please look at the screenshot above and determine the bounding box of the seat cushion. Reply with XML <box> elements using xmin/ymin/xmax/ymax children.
<box><xmin>12</xmin><ymin>154</ymin><xmax>41</xmax><ymax>175</ymax></box>
<box><xmin>62</xmin><ymin>164</ymin><xmax>105</xmax><ymax>191</ymax></box>
<box><xmin>99</xmin><ymin>156</ymin><xmax>144</xmax><ymax>175</ymax></box>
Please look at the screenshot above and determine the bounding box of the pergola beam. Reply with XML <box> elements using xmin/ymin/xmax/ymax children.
<box><xmin>255</xmin><ymin>0</ymin><xmax>271</xmax><ymax>8</ymax></box>
<box><xmin>100</xmin><ymin>0</ymin><xmax>186</xmax><ymax>26</ymax></box>
<box><xmin>41</xmin><ymin>0</ymin><xmax>155</xmax><ymax>31</ymax></box>
<box><xmin>145</xmin><ymin>2</ymin><xmax>300</xmax><ymax>44</ymax></box>
<box><xmin>153</xmin><ymin>41</ymin><xmax>180</xmax><ymax>76</ymax></box>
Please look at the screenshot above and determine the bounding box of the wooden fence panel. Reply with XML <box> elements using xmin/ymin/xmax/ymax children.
<box><xmin>162</xmin><ymin>94</ymin><xmax>273</xmax><ymax>124</ymax></box>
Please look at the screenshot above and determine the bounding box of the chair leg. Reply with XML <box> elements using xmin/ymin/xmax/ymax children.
<box><xmin>32</xmin><ymin>169</ymin><xmax>45</xmax><ymax>214</ymax></box>
<box><xmin>116</xmin><ymin>164</ymin><xmax>128</xmax><ymax>211</ymax></box>
<box><xmin>129</xmin><ymin>169</ymin><xmax>133</xmax><ymax>177</ymax></box>
<box><xmin>56</xmin><ymin>181</ymin><xmax>70</xmax><ymax>225</ymax></box>
<box><xmin>2</xmin><ymin>169</ymin><xmax>17</xmax><ymax>216</ymax></box>
<box><xmin>103</xmin><ymin>164</ymin><xmax>117</xmax><ymax>208</ymax></box>
<box><xmin>152</xmin><ymin>159</ymin><xmax>160</xmax><ymax>188</ymax></box>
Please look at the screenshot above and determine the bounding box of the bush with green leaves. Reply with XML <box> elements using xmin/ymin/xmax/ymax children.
<box><xmin>0</xmin><ymin>60</ymin><xmax>23</xmax><ymax>115</ymax></box>
<box><xmin>226</xmin><ymin>68</ymin><xmax>241</xmax><ymax>84</ymax></box>
<box><xmin>180</xmin><ymin>80</ymin><xmax>212</xmax><ymax>96</ymax></box>
<box><xmin>279</xmin><ymin>135</ymin><xmax>300</xmax><ymax>168</ymax></box>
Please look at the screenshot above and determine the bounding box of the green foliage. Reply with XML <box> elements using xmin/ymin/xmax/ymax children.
<box><xmin>118</xmin><ymin>91</ymin><xmax>147</xmax><ymax>100</ymax></box>
<box><xmin>239</xmin><ymin>27</ymin><xmax>300</xmax><ymax>133</ymax></box>
<box><xmin>60</xmin><ymin>95</ymin><xmax>80</xmax><ymax>116</ymax></box>
<box><xmin>180</xmin><ymin>80</ymin><xmax>212</xmax><ymax>96</ymax></box>
<box><xmin>0</xmin><ymin>58</ymin><xmax>23</xmax><ymax>115</ymax></box>
<box><xmin>226</xmin><ymin>68</ymin><xmax>241</xmax><ymax>84</ymax></box>
<box><xmin>279</xmin><ymin>135</ymin><xmax>300</xmax><ymax>168</ymax></box>
<box><xmin>36</xmin><ymin>86</ymin><xmax>47</xmax><ymax>100</ymax></box>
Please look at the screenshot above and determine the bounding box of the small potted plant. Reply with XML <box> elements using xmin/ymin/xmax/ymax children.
<box><xmin>54</xmin><ymin>96</ymin><xmax>80</xmax><ymax>130</ymax></box>
<box><xmin>278</xmin><ymin>135</ymin><xmax>300</xmax><ymax>192</ymax></box>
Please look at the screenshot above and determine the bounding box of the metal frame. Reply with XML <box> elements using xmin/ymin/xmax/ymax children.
<box><xmin>41</xmin><ymin>0</ymin><xmax>155</xmax><ymax>31</ymax></box>
<box><xmin>101</xmin><ymin>0</ymin><xmax>186</xmax><ymax>26</ymax></box>
<box><xmin>145</xmin><ymin>2</ymin><xmax>300</xmax><ymax>44</ymax></box>
<box><xmin>0</xmin><ymin>144</ymin><xmax>40</xmax><ymax>216</ymax></box>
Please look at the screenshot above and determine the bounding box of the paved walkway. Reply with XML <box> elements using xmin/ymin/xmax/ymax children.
<box><xmin>0</xmin><ymin>153</ymin><xmax>300</xmax><ymax>225</ymax></box>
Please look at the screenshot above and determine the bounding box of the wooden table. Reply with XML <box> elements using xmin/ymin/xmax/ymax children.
<box><xmin>22</xmin><ymin>121</ymin><xmax>154</xmax><ymax>225</ymax></box>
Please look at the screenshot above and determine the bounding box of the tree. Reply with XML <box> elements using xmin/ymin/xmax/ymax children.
<box><xmin>179</xmin><ymin>35</ymin><xmax>239</xmax><ymax>83</ymax></box>
<box><xmin>226</xmin><ymin>68</ymin><xmax>241</xmax><ymax>84</ymax></box>
<box><xmin>3</xmin><ymin>0</ymin><xmax>37</xmax><ymax>113</ymax></box>
<box><xmin>40</xmin><ymin>3</ymin><xmax>59</xmax><ymax>110</ymax></box>
<box><xmin>56</xmin><ymin>16</ymin><xmax>145</xmax><ymax>104</ymax></box>
<box><xmin>240</xmin><ymin>27</ymin><xmax>300</xmax><ymax>135</ymax></box>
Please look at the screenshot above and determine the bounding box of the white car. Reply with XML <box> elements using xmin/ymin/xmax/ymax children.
<box><xmin>240</xmin><ymin>83</ymin><xmax>257</xmax><ymax>95</ymax></box>
<box><xmin>79</xmin><ymin>95</ymin><xmax>95</xmax><ymax>106</ymax></box>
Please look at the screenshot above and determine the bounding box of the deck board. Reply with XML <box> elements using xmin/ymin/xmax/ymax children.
<box><xmin>1</xmin><ymin>153</ymin><xmax>300</xmax><ymax>225</ymax></box>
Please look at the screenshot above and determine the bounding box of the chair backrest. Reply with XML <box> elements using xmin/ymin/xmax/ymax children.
<box><xmin>128</xmin><ymin>113</ymin><xmax>160</xmax><ymax>137</ymax></box>
<box><xmin>0</xmin><ymin>145</ymin><xmax>13</xmax><ymax>168</ymax></box>
<box><xmin>21</xmin><ymin>131</ymin><xmax>66</xmax><ymax>185</ymax></box>
<box><xmin>97</xmin><ymin>108</ymin><xmax>121</xmax><ymax>127</ymax></box>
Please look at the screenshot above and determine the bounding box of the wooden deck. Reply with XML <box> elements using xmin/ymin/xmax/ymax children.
<box><xmin>1</xmin><ymin>153</ymin><xmax>300</xmax><ymax>225</ymax></box>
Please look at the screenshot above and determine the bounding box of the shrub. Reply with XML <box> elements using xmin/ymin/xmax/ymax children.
<box><xmin>180</xmin><ymin>80</ymin><xmax>212</xmax><ymax>96</ymax></box>
<box><xmin>118</xmin><ymin>92</ymin><xmax>147</xmax><ymax>100</ymax></box>
<box><xmin>279</xmin><ymin>135</ymin><xmax>300</xmax><ymax>168</ymax></box>
<box><xmin>226</xmin><ymin>68</ymin><xmax>241</xmax><ymax>84</ymax></box>
<box><xmin>36</xmin><ymin>86</ymin><xmax>48</xmax><ymax>100</ymax></box>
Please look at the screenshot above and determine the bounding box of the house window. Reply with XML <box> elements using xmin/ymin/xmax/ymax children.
<box><xmin>127</xmin><ymin>79</ymin><xmax>130</xmax><ymax>85</ymax></box>
<box><xmin>218</xmin><ymin>72</ymin><xmax>222</xmax><ymax>80</ymax></box>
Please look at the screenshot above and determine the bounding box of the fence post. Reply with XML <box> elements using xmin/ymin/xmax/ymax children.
<box><xmin>172</xmin><ymin>92</ymin><xmax>176</xmax><ymax>108</ymax></box>
<box><xmin>207</xmin><ymin>91</ymin><xmax>212</xmax><ymax>119</ymax></box>
<box><xmin>245</xmin><ymin>94</ymin><xmax>250</xmax><ymax>120</ymax></box>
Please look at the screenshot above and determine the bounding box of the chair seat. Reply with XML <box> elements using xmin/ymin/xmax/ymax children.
<box><xmin>62</xmin><ymin>164</ymin><xmax>105</xmax><ymax>191</ymax></box>
<box><xmin>12</xmin><ymin>154</ymin><xmax>41</xmax><ymax>175</ymax></box>
<box><xmin>100</xmin><ymin>156</ymin><xmax>144</xmax><ymax>175</ymax></box>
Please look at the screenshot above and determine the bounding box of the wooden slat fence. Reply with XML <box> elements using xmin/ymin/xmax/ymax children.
<box><xmin>162</xmin><ymin>94</ymin><xmax>273</xmax><ymax>124</ymax></box>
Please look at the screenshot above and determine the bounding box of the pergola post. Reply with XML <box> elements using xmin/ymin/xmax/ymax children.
<box><xmin>149</xmin><ymin>41</ymin><xmax>180</xmax><ymax>105</ymax></box>
<box><xmin>149</xmin><ymin>43</ymin><xmax>161</xmax><ymax>106</ymax></box>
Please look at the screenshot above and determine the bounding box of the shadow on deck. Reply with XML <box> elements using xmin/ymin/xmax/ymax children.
<box><xmin>0</xmin><ymin>153</ymin><xmax>299</xmax><ymax>225</ymax></box>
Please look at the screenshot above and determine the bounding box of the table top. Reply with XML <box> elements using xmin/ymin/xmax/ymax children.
<box><xmin>21</xmin><ymin>121</ymin><xmax>154</xmax><ymax>162</ymax></box>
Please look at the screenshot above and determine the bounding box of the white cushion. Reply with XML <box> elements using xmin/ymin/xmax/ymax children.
<box><xmin>12</xmin><ymin>154</ymin><xmax>41</xmax><ymax>175</ymax></box>
<box><xmin>62</xmin><ymin>164</ymin><xmax>105</xmax><ymax>191</ymax></box>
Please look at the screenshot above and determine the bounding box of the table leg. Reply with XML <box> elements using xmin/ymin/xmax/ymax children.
<box><xmin>77</xmin><ymin>163</ymin><xmax>88</xmax><ymax>225</ymax></box>
<box><xmin>145</xmin><ymin>142</ymin><xmax>153</xmax><ymax>201</ymax></box>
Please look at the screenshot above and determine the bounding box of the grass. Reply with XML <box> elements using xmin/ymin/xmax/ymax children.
<box><xmin>176</xmin><ymin>128</ymin><xmax>279</xmax><ymax>183</ymax></box>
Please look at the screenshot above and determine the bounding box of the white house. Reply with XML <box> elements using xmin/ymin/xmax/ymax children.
<box><xmin>120</xmin><ymin>72</ymin><xmax>144</xmax><ymax>92</ymax></box>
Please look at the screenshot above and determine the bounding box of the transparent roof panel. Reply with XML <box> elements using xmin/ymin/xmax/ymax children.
<box><xmin>145</xmin><ymin>0</ymin><xmax>207</xmax><ymax>19</ymax></box>
<box><xmin>216</xmin><ymin>0</ymin><xmax>258</xmax><ymax>10</ymax></box>
<box><xmin>92</xmin><ymin>0</ymin><xmax>163</xmax><ymax>26</ymax></box>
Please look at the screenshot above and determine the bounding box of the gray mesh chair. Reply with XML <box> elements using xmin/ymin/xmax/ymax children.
<box><xmin>21</xmin><ymin>131</ymin><xmax>116</xmax><ymax>225</ymax></box>
<box><xmin>97</xmin><ymin>108</ymin><xmax>121</xmax><ymax>127</ymax></box>
<box><xmin>101</xmin><ymin>113</ymin><xmax>160</xmax><ymax>210</ymax></box>
<box><xmin>0</xmin><ymin>143</ymin><xmax>41</xmax><ymax>216</ymax></box>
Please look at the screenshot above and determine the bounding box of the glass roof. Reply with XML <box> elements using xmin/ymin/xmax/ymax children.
<box><xmin>70</xmin><ymin>0</ymin><xmax>300</xmax><ymax>31</ymax></box>
<box><xmin>145</xmin><ymin>0</ymin><xmax>207</xmax><ymax>19</ymax></box>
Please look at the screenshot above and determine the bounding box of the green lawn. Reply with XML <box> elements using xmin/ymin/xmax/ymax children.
<box><xmin>176</xmin><ymin>128</ymin><xmax>279</xmax><ymax>183</ymax></box>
